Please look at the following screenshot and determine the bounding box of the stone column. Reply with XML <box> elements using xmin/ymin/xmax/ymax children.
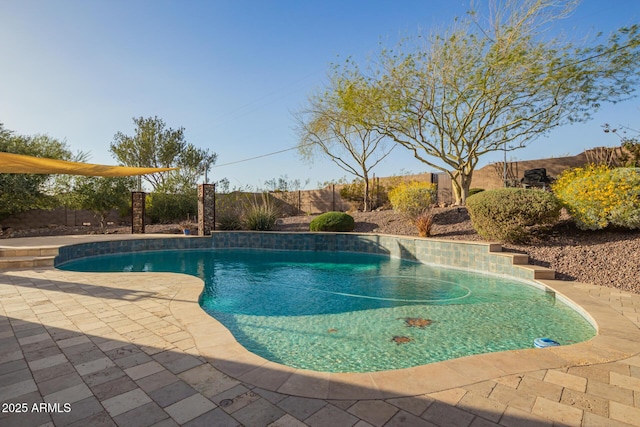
<box><xmin>198</xmin><ymin>184</ymin><xmax>215</xmax><ymax>236</ymax></box>
<box><xmin>131</xmin><ymin>192</ymin><xmax>146</xmax><ymax>234</ymax></box>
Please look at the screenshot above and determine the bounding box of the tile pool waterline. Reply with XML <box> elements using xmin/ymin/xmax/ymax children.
<box><xmin>55</xmin><ymin>232</ymin><xmax>597</xmax><ymax>373</ymax></box>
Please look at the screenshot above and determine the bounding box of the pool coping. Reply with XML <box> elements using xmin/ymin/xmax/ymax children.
<box><xmin>42</xmin><ymin>232</ymin><xmax>640</xmax><ymax>400</ymax></box>
<box><xmin>170</xmin><ymin>273</ymin><xmax>640</xmax><ymax>400</ymax></box>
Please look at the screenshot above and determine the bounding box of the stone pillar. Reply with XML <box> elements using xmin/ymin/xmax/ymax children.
<box><xmin>198</xmin><ymin>184</ymin><xmax>215</xmax><ymax>236</ymax></box>
<box><xmin>131</xmin><ymin>192</ymin><xmax>146</xmax><ymax>234</ymax></box>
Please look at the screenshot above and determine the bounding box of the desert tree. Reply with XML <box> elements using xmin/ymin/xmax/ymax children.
<box><xmin>341</xmin><ymin>0</ymin><xmax>640</xmax><ymax>204</ymax></box>
<box><xmin>0</xmin><ymin>123</ymin><xmax>79</xmax><ymax>219</ymax></box>
<box><xmin>295</xmin><ymin>71</ymin><xmax>394</xmax><ymax>211</ymax></box>
<box><xmin>110</xmin><ymin>116</ymin><xmax>217</xmax><ymax>192</ymax></box>
<box><xmin>71</xmin><ymin>176</ymin><xmax>136</xmax><ymax>232</ymax></box>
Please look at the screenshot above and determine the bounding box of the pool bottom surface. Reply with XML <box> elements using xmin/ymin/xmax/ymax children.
<box><xmin>59</xmin><ymin>249</ymin><xmax>596</xmax><ymax>373</ymax></box>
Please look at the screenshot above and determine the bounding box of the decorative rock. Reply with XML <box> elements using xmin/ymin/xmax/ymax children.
<box><xmin>392</xmin><ymin>336</ymin><xmax>412</xmax><ymax>345</ymax></box>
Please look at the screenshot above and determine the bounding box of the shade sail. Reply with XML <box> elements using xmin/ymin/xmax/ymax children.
<box><xmin>0</xmin><ymin>152</ymin><xmax>178</xmax><ymax>176</ymax></box>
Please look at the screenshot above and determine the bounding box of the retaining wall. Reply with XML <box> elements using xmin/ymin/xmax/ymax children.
<box><xmin>55</xmin><ymin>232</ymin><xmax>542</xmax><ymax>283</ymax></box>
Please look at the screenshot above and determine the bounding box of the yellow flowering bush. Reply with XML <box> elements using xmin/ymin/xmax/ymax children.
<box><xmin>388</xmin><ymin>181</ymin><xmax>437</xmax><ymax>218</ymax></box>
<box><xmin>553</xmin><ymin>165</ymin><xmax>640</xmax><ymax>230</ymax></box>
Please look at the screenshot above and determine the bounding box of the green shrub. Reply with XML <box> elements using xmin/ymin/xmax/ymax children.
<box><xmin>553</xmin><ymin>165</ymin><xmax>640</xmax><ymax>230</ymax></box>
<box><xmin>243</xmin><ymin>193</ymin><xmax>279</xmax><ymax>231</ymax></box>
<box><xmin>146</xmin><ymin>191</ymin><xmax>197</xmax><ymax>224</ymax></box>
<box><xmin>388</xmin><ymin>181</ymin><xmax>437</xmax><ymax>218</ymax></box>
<box><xmin>466</xmin><ymin>188</ymin><xmax>561</xmax><ymax>242</ymax></box>
<box><xmin>309</xmin><ymin>212</ymin><xmax>355</xmax><ymax>232</ymax></box>
<box><xmin>468</xmin><ymin>188</ymin><xmax>485</xmax><ymax>197</ymax></box>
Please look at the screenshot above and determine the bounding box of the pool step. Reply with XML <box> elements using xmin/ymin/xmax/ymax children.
<box><xmin>515</xmin><ymin>264</ymin><xmax>556</xmax><ymax>280</ymax></box>
<box><xmin>0</xmin><ymin>247</ymin><xmax>58</xmax><ymax>270</ymax></box>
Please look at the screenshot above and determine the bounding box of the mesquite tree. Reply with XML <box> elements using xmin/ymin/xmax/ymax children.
<box><xmin>336</xmin><ymin>0</ymin><xmax>640</xmax><ymax>204</ymax></box>
<box><xmin>295</xmin><ymin>73</ymin><xmax>394</xmax><ymax>211</ymax></box>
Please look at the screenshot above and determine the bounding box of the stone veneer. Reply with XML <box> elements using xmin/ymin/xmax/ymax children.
<box><xmin>55</xmin><ymin>231</ymin><xmax>543</xmax><ymax>283</ymax></box>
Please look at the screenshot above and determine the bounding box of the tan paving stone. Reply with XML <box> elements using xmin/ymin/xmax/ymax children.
<box><xmin>149</xmin><ymin>380</ymin><xmax>197</xmax><ymax>408</ymax></box>
<box><xmin>488</xmin><ymin>383</ymin><xmax>536</xmax><ymax>412</ymax></box>
<box><xmin>112</xmin><ymin>401</ymin><xmax>169</xmax><ymax>427</ymax></box>
<box><xmin>568</xmin><ymin>365</ymin><xmax>611</xmax><ymax>384</ymax></box>
<box><xmin>560</xmin><ymin>388</ymin><xmax>609</xmax><ymax>416</ymax></box>
<box><xmin>37</xmin><ymin>371</ymin><xmax>83</xmax><ymax>396</ymax></box>
<box><xmin>494</xmin><ymin>374</ymin><xmax>523</xmax><ymax>389</ymax></box>
<box><xmin>587</xmin><ymin>379</ymin><xmax>635</xmax><ymax>405</ymax></box>
<box><xmin>517</xmin><ymin>376</ymin><xmax>563</xmax><ymax>402</ymax></box>
<box><xmin>220</xmin><ymin>390</ymin><xmax>261</xmax><ymax>414</ymax></box>
<box><xmin>44</xmin><ymin>383</ymin><xmax>93</xmax><ymax>405</ymax></box>
<box><xmin>0</xmin><ymin>378</ymin><xmax>38</xmax><ymax>401</ymax></box>
<box><xmin>124</xmin><ymin>361</ymin><xmax>165</xmax><ymax>380</ymax></box>
<box><xmin>421</xmin><ymin>400</ymin><xmax>475</xmax><ymax>427</ymax></box>
<box><xmin>384</xmin><ymin>409</ymin><xmax>438</xmax><ymax>427</ymax></box>
<box><xmin>17</xmin><ymin>332</ymin><xmax>51</xmax><ymax>345</ymax></box>
<box><xmin>164</xmin><ymin>394</ymin><xmax>216</xmax><ymax>424</ymax></box>
<box><xmin>610</xmin><ymin>401</ymin><xmax>640</xmax><ymax>427</ymax></box>
<box><xmin>611</xmin><ymin>371</ymin><xmax>640</xmax><ymax>392</ymax></box>
<box><xmin>28</xmin><ymin>353</ymin><xmax>68</xmax><ymax>371</ymax></box>
<box><xmin>75</xmin><ymin>357</ymin><xmax>116</xmax><ymax>376</ymax></box>
<box><xmin>544</xmin><ymin>369</ymin><xmax>587</xmax><ymax>392</ymax></box>
<box><xmin>268</xmin><ymin>414</ymin><xmax>309</xmax><ymax>427</ymax></box>
<box><xmin>305</xmin><ymin>404</ymin><xmax>359</xmax><ymax>427</ymax></box>
<box><xmin>427</xmin><ymin>388</ymin><xmax>467</xmax><ymax>405</ymax></box>
<box><xmin>178</xmin><ymin>364</ymin><xmax>240</xmax><ymax>398</ymax></box>
<box><xmin>102</xmin><ymin>388</ymin><xmax>153</xmax><ymax>417</ymax></box>
<box><xmin>469</xmin><ymin>417</ymin><xmax>501</xmax><ymax>427</ymax></box>
<box><xmin>499</xmin><ymin>406</ymin><xmax>552</xmax><ymax>427</ymax></box>
<box><xmin>276</xmin><ymin>396</ymin><xmax>326</xmax><ymax>421</ymax></box>
<box><xmin>384</xmin><ymin>395</ymin><xmax>434</xmax><ymax>416</ymax></box>
<box><xmin>582</xmin><ymin>410</ymin><xmax>637</xmax><ymax>427</ymax></box>
<box><xmin>57</xmin><ymin>335</ymin><xmax>91</xmax><ymax>349</ymax></box>
<box><xmin>233</xmin><ymin>398</ymin><xmax>286</xmax><ymax>427</ymax></box>
<box><xmin>347</xmin><ymin>400</ymin><xmax>398</xmax><ymax>426</ymax></box>
<box><xmin>456</xmin><ymin>391</ymin><xmax>506</xmax><ymax>422</ymax></box>
<box><xmin>462</xmin><ymin>381</ymin><xmax>497</xmax><ymax>398</ymax></box>
<box><xmin>326</xmin><ymin>399</ymin><xmax>356</xmax><ymax>410</ymax></box>
<box><xmin>182</xmin><ymin>407</ymin><xmax>235</xmax><ymax>427</ymax></box>
<box><xmin>531</xmin><ymin>396</ymin><xmax>583</xmax><ymax>426</ymax></box>
<box><xmin>90</xmin><ymin>375</ymin><xmax>138</xmax><ymax>401</ymax></box>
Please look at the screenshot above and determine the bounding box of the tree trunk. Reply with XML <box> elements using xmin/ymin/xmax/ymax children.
<box><xmin>363</xmin><ymin>173</ymin><xmax>370</xmax><ymax>212</ymax></box>
<box><xmin>451</xmin><ymin>171</ymin><xmax>473</xmax><ymax>205</ymax></box>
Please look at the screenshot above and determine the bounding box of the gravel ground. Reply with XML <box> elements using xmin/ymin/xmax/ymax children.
<box><xmin>273</xmin><ymin>208</ymin><xmax>640</xmax><ymax>293</ymax></box>
<box><xmin>3</xmin><ymin>208</ymin><xmax>639</xmax><ymax>293</ymax></box>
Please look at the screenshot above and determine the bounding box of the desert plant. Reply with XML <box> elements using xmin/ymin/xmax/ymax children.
<box><xmin>309</xmin><ymin>212</ymin><xmax>355</xmax><ymax>232</ymax></box>
<box><xmin>216</xmin><ymin>208</ymin><xmax>244</xmax><ymax>230</ymax></box>
<box><xmin>146</xmin><ymin>190</ymin><xmax>197</xmax><ymax>224</ymax></box>
<box><xmin>179</xmin><ymin>218</ymin><xmax>196</xmax><ymax>234</ymax></box>
<box><xmin>388</xmin><ymin>181</ymin><xmax>437</xmax><ymax>219</ymax></box>
<box><xmin>243</xmin><ymin>193</ymin><xmax>279</xmax><ymax>231</ymax></box>
<box><xmin>414</xmin><ymin>208</ymin><xmax>435</xmax><ymax>237</ymax></box>
<box><xmin>466</xmin><ymin>188</ymin><xmax>561</xmax><ymax>242</ymax></box>
<box><xmin>553</xmin><ymin>165</ymin><xmax>640</xmax><ymax>230</ymax></box>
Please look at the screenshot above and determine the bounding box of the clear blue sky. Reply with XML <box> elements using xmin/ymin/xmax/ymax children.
<box><xmin>1</xmin><ymin>0</ymin><xmax>639</xmax><ymax>190</ymax></box>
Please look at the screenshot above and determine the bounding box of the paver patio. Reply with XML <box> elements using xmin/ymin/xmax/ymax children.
<box><xmin>1</xmin><ymin>235</ymin><xmax>640</xmax><ymax>426</ymax></box>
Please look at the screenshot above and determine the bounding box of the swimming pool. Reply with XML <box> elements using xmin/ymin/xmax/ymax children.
<box><xmin>59</xmin><ymin>247</ymin><xmax>596</xmax><ymax>373</ymax></box>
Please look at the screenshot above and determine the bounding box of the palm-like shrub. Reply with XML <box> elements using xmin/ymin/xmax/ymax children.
<box><xmin>244</xmin><ymin>193</ymin><xmax>279</xmax><ymax>231</ymax></box>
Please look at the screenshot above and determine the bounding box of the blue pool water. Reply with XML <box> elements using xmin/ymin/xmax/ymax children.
<box><xmin>59</xmin><ymin>249</ymin><xmax>596</xmax><ymax>372</ymax></box>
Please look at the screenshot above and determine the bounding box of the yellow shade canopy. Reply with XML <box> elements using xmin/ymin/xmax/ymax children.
<box><xmin>0</xmin><ymin>152</ymin><xmax>178</xmax><ymax>176</ymax></box>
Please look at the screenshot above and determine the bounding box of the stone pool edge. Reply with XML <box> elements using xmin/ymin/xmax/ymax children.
<box><xmin>54</xmin><ymin>232</ymin><xmax>640</xmax><ymax>400</ymax></box>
